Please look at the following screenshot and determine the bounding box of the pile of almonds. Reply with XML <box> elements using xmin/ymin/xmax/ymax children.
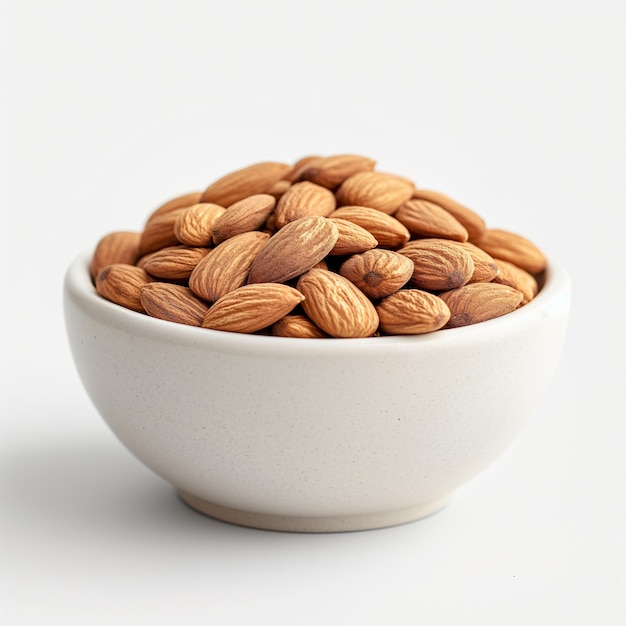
<box><xmin>91</xmin><ymin>154</ymin><xmax>547</xmax><ymax>338</ymax></box>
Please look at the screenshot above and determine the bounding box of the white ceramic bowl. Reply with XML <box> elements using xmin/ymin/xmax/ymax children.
<box><xmin>64</xmin><ymin>253</ymin><xmax>571</xmax><ymax>532</ymax></box>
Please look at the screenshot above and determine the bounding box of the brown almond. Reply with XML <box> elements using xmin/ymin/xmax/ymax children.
<box><xmin>201</xmin><ymin>283</ymin><xmax>304</xmax><ymax>333</ymax></box>
<box><xmin>271</xmin><ymin>314</ymin><xmax>328</xmax><ymax>338</ymax></box>
<box><xmin>376</xmin><ymin>290</ymin><xmax>451</xmax><ymax>335</ymax></box>
<box><xmin>173</xmin><ymin>203</ymin><xmax>225</xmax><ymax>246</ymax></box>
<box><xmin>95</xmin><ymin>264</ymin><xmax>152</xmax><ymax>313</ymax></box>
<box><xmin>297</xmin><ymin>269</ymin><xmax>379</xmax><ymax>338</ymax></box>
<box><xmin>200</xmin><ymin>161</ymin><xmax>291</xmax><ymax>206</ymax></box>
<box><xmin>411</xmin><ymin>189</ymin><xmax>486</xmax><ymax>242</ymax></box>
<box><xmin>284</xmin><ymin>155</ymin><xmax>324</xmax><ymax>182</ymax></box>
<box><xmin>90</xmin><ymin>231</ymin><xmax>141</xmax><ymax>282</ymax></box>
<box><xmin>335</xmin><ymin>171</ymin><xmax>415</xmax><ymax>214</ymax></box>
<box><xmin>139</xmin><ymin>208</ymin><xmax>185</xmax><ymax>256</ymax></box>
<box><xmin>266</xmin><ymin>179</ymin><xmax>291</xmax><ymax>200</ymax></box>
<box><xmin>273</xmin><ymin>181</ymin><xmax>336</xmax><ymax>228</ymax></box>
<box><xmin>328</xmin><ymin>218</ymin><xmax>378</xmax><ymax>256</ymax></box>
<box><xmin>440</xmin><ymin>283</ymin><xmax>524</xmax><ymax>328</ymax></box>
<box><xmin>399</xmin><ymin>239</ymin><xmax>475</xmax><ymax>291</ymax></box>
<box><xmin>189</xmin><ymin>231</ymin><xmax>270</xmax><ymax>302</ymax></box>
<box><xmin>340</xmin><ymin>249</ymin><xmax>413</xmax><ymax>299</ymax></box>
<box><xmin>212</xmin><ymin>194</ymin><xmax>277</xmax><ymax>244</ymax></box>
<box><xmin>329</xmin><ymin>206</ymin><xmax>410</xmax><ymax>248</ymax></box>
<box><xmin>140</xmin><ymin>283</ymin><xmax>210</xmax><ymax>326</ymax></box>
<box><xmin>146</xmin><ymin>191</ymin><xmax>203</xmax><ymax>221</ymax></box>
<box><xmin>140</xmin><ymin>246</ymin><xmax>209</xmax><ymax>281</ymax></box>
<box><xmin>492</xmin><ymin>259</ymin><xmax>538</xmax><ymax>304</ymax></box>
<box><xmin>247</xmin><ymin>216</ymin><xmax>339</xmax><ymax>284</ymax></box>
<box><xmin>448</xmin><ymin>241</ymin><xmax>500</xmax><ymax>283</ymax></box>
<box><xmin>475</xmin><ymin>228</ymin><xmax>547</xmax><ymax>274</ymax></box>
<box><xmin>394</xmin><ymin>199</ymin><xmax>469</xmax><ymax>242</ymax></box>
<box><xmin>297</xmin><ymin>154</ymin><xmax>376</xmax><ymax>189</ymax></box>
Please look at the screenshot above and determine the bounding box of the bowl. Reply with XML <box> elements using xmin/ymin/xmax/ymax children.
<box><xmin>63</xmin><ymin>252</ymin><xmax>571</xmax><ymax>532</ymax></box>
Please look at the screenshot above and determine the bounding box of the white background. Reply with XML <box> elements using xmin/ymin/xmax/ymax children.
<box><xmin>1</xmin><ymin>1</ymin><xmax>625</xmax><ymax>624</ymax></box>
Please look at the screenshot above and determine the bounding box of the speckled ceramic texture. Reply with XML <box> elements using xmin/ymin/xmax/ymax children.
<box><xmin>64</xmin><ymin>253</ymin><xmax>571</xmax><ymax>532</ymax></box>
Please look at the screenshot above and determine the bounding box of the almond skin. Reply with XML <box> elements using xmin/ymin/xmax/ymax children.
<box><xmin>394</xmin><ymin>199</ymin><xmax>469</xmax><ymax>242</ymax></box>
<box><xmin>492</xmin><ymin>258</ymin><xmax>538</xmax><ymax>304</ymax></box>
<box><xmin>284</xmin><ymin>155</ymin><xmax>324</xmax><ymax>182</ymax></box>
<box><xmin>297</xmin><ymin>269</ymin><xmax>379</xmax><ymax>338</ymax></box>
<box><xmin>440</xmin><ymin>282</ymin><xmax>524</xmax><ymax>328</ymax></box>
<box><xmin>140</xmin><ymin>283</ymin><xmax>210</xmax><ymax>326</ymax></box>
<box><xmin>266</xmin><ymin>179</ymin><xmax>291</xmax><ymax>201</ymax></box>
<box><xmin>376</xmin><ymin>289</ymin><xmax>451</xmax><ymax>335</ymax></box>
<box><xmin>399</xmin><ymin>239</ymin><xmax>475</xmax><ymax>291</ymax></box>
<box><xmin>335</xmin><ymin>171</ymin><xmax>415</xmax><ymax>214</ymax></box>
<box><xmin>140</xmin><ymin>246</ymin><xmax>209</xmax><ymax>281</ymax></box>
<box><xmin>200</xmin><ymin>161</ymin><xmax>291</xmax><ymax>207</ymax></box>
<box><xmin>329</xmin><ymin>206</ymin><xmax>410</xmax><ymax>248</ymax></box>
<box><xmin>247</xmin><ymin>216</ymin><xmax>339</xmax><ymax>284</ymax></box>
<box><xmin>212</xmin><ymin>194</ymin><xmax>277</xmax><ymax>244</ymax></box>
<box><xmin>448</xmin><ymin>241</ymin><xmax>500</xmax><ymax>283</ymax></box>
<box><xmin>146</xmin><ymin>191</ymin><xmax>203</xmax><ymax>221</ymax></box>
<box><xmin>273</xmin><ymin>181</ymin><xmax>336</xmax><ymax>228</ymax></box>
<box><xmin>173</xmin><ymin>203</ymin><xmax>225</xmax><ymax>247</ymax></box>
<box><xmin>90</xmin><ymin>231</ymin><xmax>141</xmax><ymax>282</ymax></box>
<box><xmin>475</xmin><ymin>228</ymin><xmax>547</xmax><ymax>274</ymax></box>
<box><xmin>339</xmin><ymin>249</ymin><xmax>413</xmax><ymax>299</ymax></box>
<box><xmin>297</xmin><ymin>154</ymin><xmax>376</xmax><ymax>189</ymax></box>
<box><xmin>271</xmin><ymin>314</ymin><xmax>328</xmax><ymax>338</ymax></box>
<box><xmin>201</xmin><ymin>283</ymin><xmax>305</xmax><ymax>333</ymax></box>
<box><xmin>139</xmin><ymin>208</ymin><xmax>186</xmax><ymax>256</ymax></box>
<box><xmin>328</xmin><ymin>218</ymin><xmax>378</xmax><ymax>256</ymax></box>
<box><xmin>95</xmin><ymin>264</ymin><xmax>152</xmax><ymax>313</ymax></box>
<box><xmin>189</xmin><ymin>231</ymin><xmax>270</xmax><ymax>302</ymax></box>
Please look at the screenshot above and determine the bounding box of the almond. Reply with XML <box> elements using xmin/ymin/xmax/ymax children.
<box><xmin>440</xmin><ymin>283</ymin><xmax>523</xmax><ymax>328</ymax></box>
<box><xmin>492</xmin><ymin>258</ymin><xmax>538</xmax><ymax>304</ymax></box>
<box><xmin>448</xmin><ymin>241</ymin><xmax>499</xmax><ymax>283</ymax></box>
<box><xmin>90</xmin><ymin>231</ymin><xmax>141</xmax><ymax>282</ymax></box>
<box><xmin>173</xmin><ymin>203</ymin><xmax>226</xmax><ymax>246</ymax></box>
<box><xmin>297</xmin><ymin>154</ymin><xmax>376</xmax><ymax>189</ymax></box>
<box><xmin>340</xmin><ymin>249</ymin><xmax>413</xmax><ymax>299</ymax></box>
<box><xmin>139</xmin><ymin>208</ymin><xmax>185</xmax><ymax>256</ymax></box>
<box><xmin>247</xmin><ymin>216</ymin><xmax>339</xmax><ymax>284</ymax></box>
<box><xmin>335</xmin><ymin>171</ymin><xmax>415</xmax><ymax>214</ymax></box>
<box><xmin>140</xmin><ymin>283</ymin><xmax>210</xmax><ymax>326</ymax></box>
<box><xmin>189</xmin><ymin>231</ymin><xmax>270</xmax><ymax>302</ymax></box>
<box><xmin>273</xmin><ymin>181</ymin><xmax>336</xmax><ymax>228</ymax></box>
<box><xmin>201</xmin><ymin>283</ymin><xmax>304</xmax><ymax>333</ymax></box>
<box><xmin>376</xmin><ymin>290</ymin><xmax>451</xmax><ymax>335</ymax></box>
<box><xmin>140</xmin><ymin>246</ymin><xmax>209</xmax><ymax>281</ymax></box>
<box><xmin>271</xmin><ymin>314</ymin><xmax>328</xmax><ymax>338</ymax></box>
<box><xmin>266</xmin><ymin>179</ymin><xmax>291</xmax><ymax>200</ymax></box>
<box><xmin>297</xmin><ymin>269</ymin><xmax>379</xmax><ymax>338</ymax></box>
<box><xmin>212</xmin><ymin>194</ymin><xmax>277</xmax><ymax>244</ymax></box>
<box><xmin>284</xmin><ymin>155</ymin><xmax>324</xmax><ymax>182</ymax></box>
<box><xmin>399</xmin><ymin>239</ymin><xmax>475</xmax><ymax>291</ymax></box>
<box><xmin>146</xmin><ymin>191</ymin><xmax>203</xmax><ymax>221</ymax></box>
<box><xmin>394</xmin><ymin>199</ymin><xmax>469</xmax><ymax>242</ymax></box>
<box><xmin>475</xmin><ymin>228</ymin><xmax>547</xmax><ymax>274</ymax></box>
<box><xmin>411</xmin><ymin>189</ymin><xmax>486</xmax><ymax>242</ymax></box>
<box><xmin>95</xmin><ymin>264</ymin><xmax>152</xmax><ymax>313</ymax></box>
<box><xmin>200</xmin><ymin>161</ymin><xmax>291</xmax><ymax>206</ymax></box>
<box><xmin>328</xmin><ymin>218</ymin><xmax>378</xmax><ymax>256</ymax></box>
<box><xmin>329</xmin><ymin>206</ymin><xmax>410</xmax><ymax>248</ymax></box>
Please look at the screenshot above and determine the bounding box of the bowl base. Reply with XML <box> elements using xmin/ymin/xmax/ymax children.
<box><xmin>178</xmin><ymin>491</ymin><xmax>451</xmax><ymax>532</ymax></box>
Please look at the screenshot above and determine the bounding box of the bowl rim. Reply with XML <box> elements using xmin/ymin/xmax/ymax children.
<box><xmin>64</xmin><ymin>251</ymin><xmax>571</xmax><ymax>355</ymax></box>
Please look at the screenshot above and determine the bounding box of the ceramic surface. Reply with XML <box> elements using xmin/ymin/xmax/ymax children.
<box><xmin>64</xmin><ymin>254</ymin><xmax>571</xmax><ymax>532</ymax></box>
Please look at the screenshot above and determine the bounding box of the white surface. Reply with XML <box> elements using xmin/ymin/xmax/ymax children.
<box><xmin>1</xmin><ymin>0</ymin><xmax>624</xmax><ymax>624</ymax></box>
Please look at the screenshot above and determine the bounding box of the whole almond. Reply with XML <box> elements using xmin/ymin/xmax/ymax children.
<box><xmin>189</xmin><ymin>231</ymin><xmax>270</xmax><ymax>302</ymax></box>
<box><xmin>411</xmin><ymin>189</ymin><xmax>486</xmax><ymax>242</ymax></box>
<box><xmin>90</xmin><ymin>231</ymin><xmax>141</xmax><ymax>282</ymax></box>
<box><xmin>297</xmin><ymin>269</ymin><xmax>379</xmax><ymax>338</ymax></box>
<box><xmin>328</xmin><ymin>218</ymin><xmax>378</xmax><ymax>256</ymax></box>
<box><xmin>200</xmin><ymin>161</ymin><xmax>291</xmax><ymax>207</ymax></box>
<box><xmin>492</xmin><ymin>258</ymin><xmax>538</xmax><ymax>304</ymax></box>
<box><xmin>271</xmin><ymin>314</ymin><xmax>328</xmax><ymax>338</ymax></box>
<box><xmin>440</xmin><ymin>282</ymin><xmax>524</xmax><ymax>328</ymax></box>
<box><xmin>247</xmin><ymin>216</ymin><xmax>339</xmax><ymax>284</ymax></box>
<box><xmin>376</xmin><ymin>290</ymin><xmax>451</xmax><ymax>335</ymax></box>
<box><xmin>340</xmin><ymin>249</ymin><xmax>413</xmax><ymax>299</ymax></box>
<box><xmin>146</xmin><ymin>191</ymin><xmax>203</xmax><ymax>221</ymax></box>
<box><xmin>201</xmin><ymin>283</ymin><xmax>305</xmax><ymax>333</ymax></box>
<box><xmin>139</xmin><ymin>208</ymin><xmax>185</xmax><ymax>256</ymax></box>
<box><xmin>329</xmin><ymin>206</ymin><xmax>410</xmax><ymax>248</ymax></box>
<box><xmin>212</xmin><ymin>194</ymin><xmax>277</xmax><ymax>244</ymax></box>
<box><xmin>399</xmin><ymin>239</ymin><xmax>475</xmax><ymax>291</ymax></box>
<box><xmin>173</xmin><ymin>203</ymin><xmax>226</xmax><ymax>246</ymax></box>
<box><xmin>297</xmin><ymin>154</ymin><xmax>376</xmax><ymax>189</ymax></box>
<box><xmin>476</xmin><ymin>228</ymin><xmax>547</xmax><ymax>274</ymax></box>
<box><xmin>394</xmin><ymin>199</ymin><xmax>469</xmax><ymax>242</ymax></box>
<box><xmin>95</xmin><ymin>264</ymin><xmax>152</xmax><ymax>313</ymax></box>
<box><xmin>273</xmin><ymin>181</ymin><xmax>337</xmax><ymax>228</ymax></box>
<box><xmin>266</xmin><ymin>179</ymin><xmax>291</xmax><ymax>200</ymax></box>
<box><xmin>335</xmin><ymin>171</ymin><xmax>415</xmax><ymax>214</ymax></box>
<box><xmin>448</xmin><ymin>241</ymin><xmax>500</xmax><ymax>283</ymax></box>
<box><xmin>140</xmin><ymin>283</ymin><xmax>210</xmax><ymax>326</ymax></box>
<box><xmin>284</xmin><ymin>155</ymin><xmax>324</xmax><ymax>182</ymax></box>
<box><xmin>140</xmin><ymin>246</ymin><xmax>209</xmax><ymax>281</ymax></box>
